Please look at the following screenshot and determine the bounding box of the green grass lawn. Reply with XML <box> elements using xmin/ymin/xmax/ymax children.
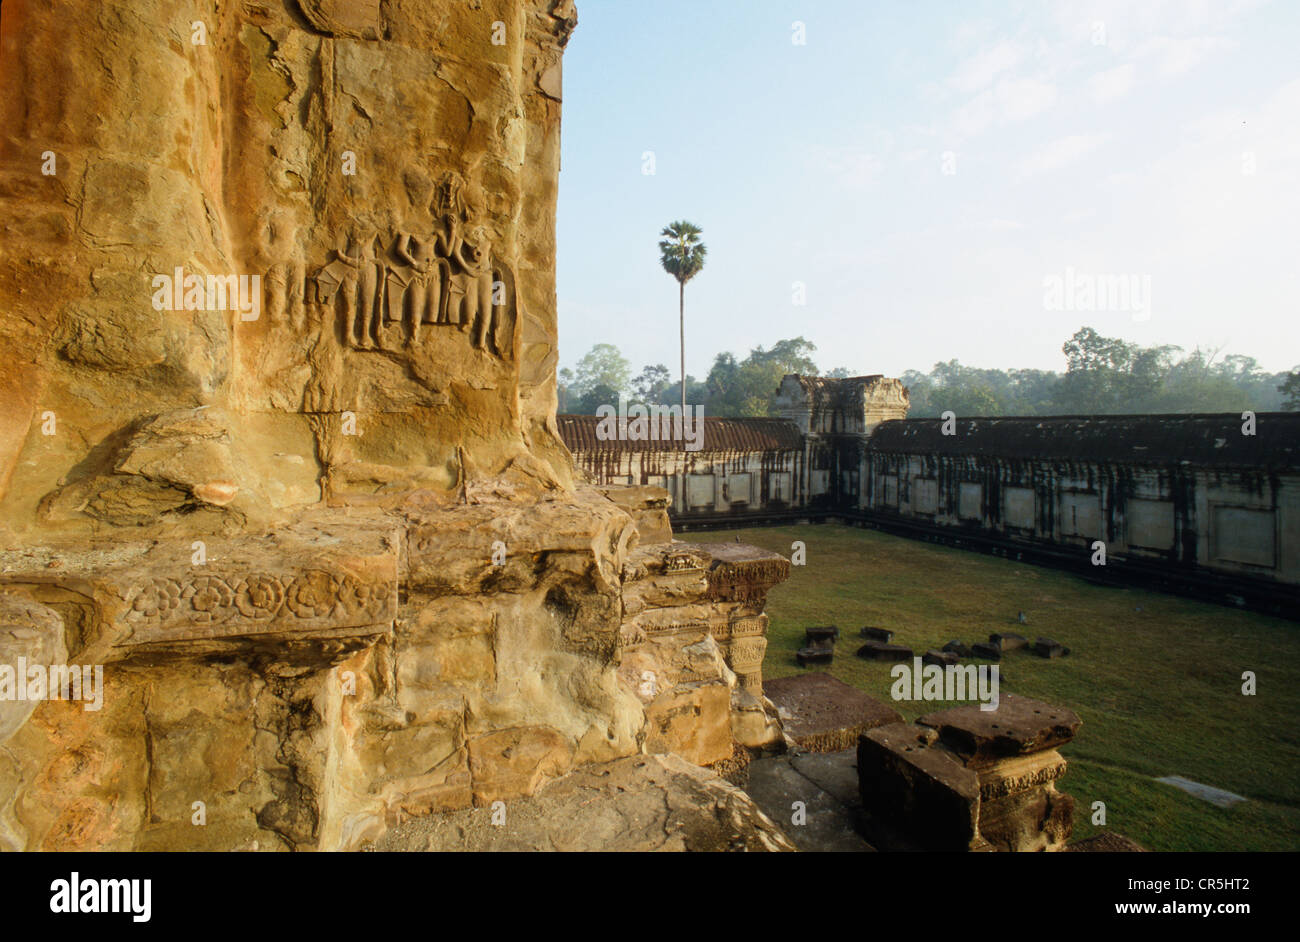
<box><xmin>685</xmin><ymin>523</ymin><xmax>1300</xmax><ymax>851</ymax></box>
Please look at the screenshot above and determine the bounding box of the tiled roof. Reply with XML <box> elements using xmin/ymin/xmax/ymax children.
<box><xmin>558</xmin><ymin>414</ymin><xmax>804</xmax><ymax>453</ymax></box>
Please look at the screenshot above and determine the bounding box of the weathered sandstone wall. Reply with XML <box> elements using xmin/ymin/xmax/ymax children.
<box><xmin>0</xmin><ymin>0</ymin><xmax>788</xmax><ymax>851</ymax></box>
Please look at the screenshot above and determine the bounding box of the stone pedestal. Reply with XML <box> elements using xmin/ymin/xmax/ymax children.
<box><xmin>857</xmin><ymin>694</ymin><xmax>1080</xmax><ymax>851</ymax></box>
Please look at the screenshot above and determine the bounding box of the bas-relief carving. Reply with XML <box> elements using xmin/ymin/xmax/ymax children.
<box><xmin>312</xmin><ymin>175</ymin><xmax>519</xmax><ymax>368</ymax></box>
<box><xmin>123</xmin><ymin>569</ymin><xmax>395</xmax><ymax>643</ymax></box>
<box><xmin>664</xmin><ymin>550</ymin><xmax>706</xmax><ymax>573</ymax></box>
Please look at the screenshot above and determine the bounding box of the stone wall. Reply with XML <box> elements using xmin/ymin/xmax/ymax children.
<box><xmin>0</xmin><ymin>0</ymin><xmax>789</xmax><ymax>851</ymax></box>
<box><xmin>855</xmin><ymin>414</ymin><xmax>1300</xmax><ymax>611</ymax></box>
<box><xmin>560</xmin><ymin>415</ymin><xmax>806</xmax><ymax>526</ymax></box>
<box><xmin>563</xmin><ymin>376</ymin><xmax>1300</xmax><ymax>613</ymax></box>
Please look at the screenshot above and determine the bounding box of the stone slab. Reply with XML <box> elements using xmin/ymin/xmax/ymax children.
<box><xmin>1034</xmin><ymin>637</ymin><xmax>1070</xmax><ymax>658</ymax></box>
<box><xmin>922</xmin><ymin>649</ymin><xmax>959</xmax><ymax>667</ymax></box>
<box><xmin>790</xmin><ymin>749</ymin><xmax>864</xmax><ymax>808</ymax></box>
<box><xmin>742</xmin><ymin>750</ymin><xmax>874</xmax><ymax>852</ymax></box>
<box><xmin>917</xmin><ymin>693</ymin><xmax>1081</xmax><ymax>767</ymax></box>
<box><xmin>805</xmin><ymin>625</ymin><xmax>839</xmax><ymax>645</ymax></box>
<box><xmin>855</xmin><ymin>640</ymin><xmax>913</xmax><ymax>661</ymax></box>
<box><xmin>764</xmin><ymin>672</ymin><xmax>902</xmax><ymax>752</ymax></box>
<box><xmin>990</xmin><ymin>632</ymin><xmax>1027</xmax><ymax>651</ymax></box>
<box><xmin>1155</xmin><ymin>776</ymin><xmax>1248</xmax><ymax>808</ymax></box>
<box><xmin>795</xmin><ymin>646</ymin><xmax>834</xmax><ymax>667</ymax></box>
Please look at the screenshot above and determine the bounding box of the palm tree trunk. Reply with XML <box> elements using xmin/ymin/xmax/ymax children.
<box><xmin>679</xmin><ymin>280</ymin><xmax>686</xmax><ymax>442</ymax></box>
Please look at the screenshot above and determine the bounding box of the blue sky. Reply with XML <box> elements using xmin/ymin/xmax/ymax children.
<box><xmin>555</xmin><ymin>0</ymin><xmax>1300</xmax><ymax>380</ymax></box>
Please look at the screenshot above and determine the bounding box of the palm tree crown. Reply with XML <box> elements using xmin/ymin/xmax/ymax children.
<box><xmin>659</xmin><ymin>221</ymin><xmax>707</xmax><ymax>284</ymax></box>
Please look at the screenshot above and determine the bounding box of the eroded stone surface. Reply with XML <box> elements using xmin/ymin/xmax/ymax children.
<box><xmin>370</xmin><ymin>753</ymin><xmax>797</xmax><ymax>852</ymax></box>
<box><xmin>742</xmin><ymin>750</ymin><xmax>873</xmax><ymax>852</ymax></box>
<box><xmin>917</xmin><ymin>693</ymin><xmax>1082</xmax><ymax>768</ymax></box>
<box><xmin>0</xmin><ymin>0</ymin><xmax>792</xmax><ymax>852</ymax></box>
<box><xmin>764</xmin><ymin>672</ymin><xmax>901</xmax><ymax>753</ymax></box>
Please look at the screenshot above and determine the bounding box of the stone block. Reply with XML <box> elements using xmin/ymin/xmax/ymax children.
<box><xmin>990</xmin><ymin>632</ymin><xmax>1028</xmax><ymax>651</ymax></box>
<box><xmin>971</xmin><ymin>641</ymin><xmax>1001</xmax><ymax>660</ymax></box>
<box><xmin>856</xmin><ymin>640</ymin><xmax>913</xmax><ymax>661</ymax></box>
<box><xmin>804</xmin><ymin>625</ymin><xmax>839</xmax><ymax>646</ymax></box>
<box><xmin>796</xmin><ymin>644</ymin><xmax>834</xmax><ymax>667</ymax></box>
<box><xmin>597</xmin><ymin>485</ymin><xmax>673</xmax><ymax>545</ymax></box>
<box><xmin>643</xmin><ymin>682</ymin><xmax>733</xmax><ymax>767</ymax></box>
<box><xmin>917</xmin><ymin>693</ymin><xmax>1081</xmax><ymax>768</ymax></box>
<box><xmin>860</xmin><ymin>626</ymin><xmax>893</xmax><ymax>642</ymax></box>
<box><xmin>922</xmin><ymin>649</ymin><xmax>959</xmax><ymax>667</ymax></box>
<box><xmin>467</xmin><ymin>725</ymin><xmax>574</xmax><ymax>807</ymax></box>
<box><xmin>857</xmin><ymin>723</ymin><xmax>983</xmax><ymax>851</ymax></box>
<box><xmin>1034</xmin><ymin>637</ymin><xmax>1070</xmax><ymax>658</ymax></box>
<box><xmin>764</xmin><ymin>672</ymin><xmax>901</xmax><ymax>752</ymax></box>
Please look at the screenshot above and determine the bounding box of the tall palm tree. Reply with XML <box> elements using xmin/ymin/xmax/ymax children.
<box><xmin>658</xmin><ymin>221</ymin><xmax>707</xmax><ymax>423</ymax></box>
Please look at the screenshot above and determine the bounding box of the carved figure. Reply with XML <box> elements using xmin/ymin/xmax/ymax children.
<box><xmin>308</xmin><ymin>173</ymin><xmax>518</xmax><ymax>361</ymax></box>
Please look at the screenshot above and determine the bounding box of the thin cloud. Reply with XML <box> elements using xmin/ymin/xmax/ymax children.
<box><xmin>1017</xmin><ymin>132</ymin><xmax>1112</xmax><ymax>177</ymax></box>
<box><xmin>1088</xmin><ymin>63</ymin><xmax>1136</xmax><ymax>104</ymax></box>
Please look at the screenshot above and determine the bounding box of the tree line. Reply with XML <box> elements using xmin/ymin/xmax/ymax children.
<box><xmin>558</xmin><ymin>326</ymin><xmax>1300</xmax><ymax>417</ymax></box>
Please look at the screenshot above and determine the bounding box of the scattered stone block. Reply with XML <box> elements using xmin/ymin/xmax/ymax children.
<box><xmin>942</xmin><ymin>640</ymin><xmax>971</xmax><ymax>657</ymax></box>
<box><xmin>990</xmin><ymin>632</ymin><xmax>1027</xmax><ymax>651</ymax></box>
<box><xmin>855</xmin><ymin>640</ymin><xmax>913</xmax><ymax>662</ymax></box>
<box><xmin>804</xmin><ymin>625</ymin><xmax>839</xmax><ymax>646</ymax></box>
<box><xmin>764</xmin><ymin>672</ymin><xmax>901</xmax><ymax>753</ymax></box>
<box><xmin>1034</xmin><ymin>637</ymin><xmax>1069</xmax><ymax>658</ymax></box>
<box><xmin>922</xmin><ymin>649</ymin><xmax>959</xmax><ymax>667</ymax></box>
<box><xmin>859</xmin><ymin>626</ymin><xmax>893</xmax><ymax>642</ymax></box>
<box><xmin>970</xmin><ymin>641</ymin><xmax>1001</xmax><ymax>660</ymax></box>
<box><xmin>796</xmin><ymin>645</ymin><xmax>833</xmax><ymax>667</ymax></box>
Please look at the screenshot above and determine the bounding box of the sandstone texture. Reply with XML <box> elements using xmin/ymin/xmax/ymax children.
<box><xmin>0</xmin><ymin>0</ymin><xmax>791</xmax><ymax>852</ymax></box>
<box><xmin>371</xmin><ymin>753</ymin><xmax>797</xmax><ymax>852</ymax></box>
<box><xmin>764</xmin><ymin>672</ymin><xmax>901</xmax><ymax>753</ymax></box>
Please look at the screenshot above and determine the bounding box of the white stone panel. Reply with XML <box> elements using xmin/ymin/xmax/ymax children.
<box><xmin>1212</xmin><ymin>506</ymin><xmax>1275</xmax><ymax>567</ymax></box>
<box><xmin>1004</xmin><ymin>487</ymin><xmax>1035</xmax><ymax>528</ymax></box>
<box><xmin>1127</xmin><ymin>498</ymin><xmax>1174</xmax><ymax>549</ymax></box>
<box><xmin>1060</xmin><ymin>492</ymin><xmax>1101</xmax><ymax>539</ymax></box>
